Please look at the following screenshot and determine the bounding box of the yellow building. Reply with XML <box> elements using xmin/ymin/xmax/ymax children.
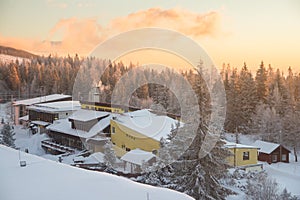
<box><xmin>111</xmin><ymin>109</ymin><xmax>180</xmax><ymax>157</ymax></box>
<box><xmin>224</xmin><ymin>140</ymin><xmax>262</xmax><ymax>172</ymax></box>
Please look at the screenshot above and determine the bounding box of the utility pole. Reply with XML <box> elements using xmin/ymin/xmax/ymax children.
<box><xmin>279</xmin><ymin>130</ymin><xmax>282</xmax><ymax>162</ymax></box>
<box><xmin>11</xmin><ymin>94</ymin><xmax>13</xmax><ymax>123</ymax></box>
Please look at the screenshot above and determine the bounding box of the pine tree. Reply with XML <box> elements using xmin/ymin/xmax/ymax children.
<box><xmin>283</xmin><ymin>111</ymin><xmax>300</xmax><ymax>162</ymax></box>
<box><xmin>103</xmin><ymin>141</ymin><xmax>117</xmax><ymax>168</ymax></box>
<box><xmin>255</xmin><ymin>61</ymin><xmax>268</xmax><ymax>104</ymax></box>
<box><xmin>139</xmin><ymin>63</ymin><xmax>230</xmax><ymax>200</ymax></box>
<box><xmin>225</xmin><ymin>68</ymin><xmax>241</xmax><ymax>132</ymax></box>
<box><xmin>237</xmin><ymin>64</ymin><xmax>257</xmax><ymax>132</ymax></box>
<box><xmin>0</xmin><ymin>124</ymin><xmax>16</xmax><ymax>148</ymax></box>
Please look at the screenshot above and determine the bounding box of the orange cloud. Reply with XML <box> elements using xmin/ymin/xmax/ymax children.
<box><xmin>0</xmin><ymin>7</ymin><xmax>222</xmax><ymax>56</ymax></box>
<box><xmin>109</xmin><ymin>8</ymin><xmax>221</xmax><ymax>37</ymax></box>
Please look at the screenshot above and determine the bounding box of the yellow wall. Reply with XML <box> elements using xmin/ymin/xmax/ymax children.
<box><xmin>81</xmin><ymin>104</ymin><xmax>124</xmax><ymax>113</ymax></box>
<box><xmin>227</xmin><ymin>148</ymin><xmax>258</xmax><ymax>167</ymax></box>
<box><xmin>110</xmin><ymin>120</ymin><xmax>160</xmax><ymax>157</ymax></box>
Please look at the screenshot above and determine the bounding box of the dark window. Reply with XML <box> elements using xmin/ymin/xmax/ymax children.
<box><xmin>243</xmin><ymin>151</ymin><xmax>249</xmax><ymax>160</ymax></box>
<box><xmin>126</xmin><ymin>147</ymin><xmax>131</xmax><ymax>152</ymax></box>
<box><xmin>112</xmin><ymin>127</ymin><xmax>115</xmax><ymax>133</ymax></box>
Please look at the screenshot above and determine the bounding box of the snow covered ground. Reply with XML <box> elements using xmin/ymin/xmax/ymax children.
<box><xmin>0</xmin><ymin>145</ymin><xmax>194</xmax><ymax>200</ymax></box>
<box><xmin>263</xmin><ymin>158</ymin><xmax>300</xmax><ymax>196</ymax></box>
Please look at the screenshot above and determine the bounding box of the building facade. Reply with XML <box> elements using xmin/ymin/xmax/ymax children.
<box><xmin>224</xmin><ymin>140</ymin><xmax>262</xmax><ymax>172</ymax></box>
<box><xmin>45</xmin><ymin>109</ymin><xmax>111</xmax><ymax>153</ymax></box>
<box><xmin>253</xmin><ymin>140</ymin><xmax>290</xmax><ymax>164</ymax></box>
<box><xmin>13</xmin><ymin>94</ymin><xmax>71</xmax><ymax>125</ymax></box>
<box><xmin>28</xmin><ymin>101</ymin><xmax>80</xmax><ymax>133</ymax></box>
<box><xmin>110</xmin><ymin>109</ymin><xmax>181</xmax><ymax>157</ymax></box>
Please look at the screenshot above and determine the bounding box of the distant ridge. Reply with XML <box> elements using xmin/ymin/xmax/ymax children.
<box><xmin>0</xmin><ymin>45</ymin><xmax>37</xmax><ymax>59</ymax></box>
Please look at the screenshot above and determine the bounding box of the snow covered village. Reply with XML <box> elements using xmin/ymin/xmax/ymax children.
<box><xmin>1</xmin><ymin>87</ymin><xmax>300</xmax><ymax>199</ymax></box>
<box><xmin>1</xmin><ymin>1</ymin><xmax>300</xmax><ymax>200</ymax></box>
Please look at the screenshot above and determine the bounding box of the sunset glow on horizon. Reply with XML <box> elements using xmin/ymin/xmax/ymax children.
<box><xmin>0</xmin><ymin>0</ymin><xmax>299</xmax><ymax>71</ymax></box>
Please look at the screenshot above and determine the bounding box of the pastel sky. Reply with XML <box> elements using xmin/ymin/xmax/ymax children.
<box><xmin>0</xmin><ymin>0</ymin><xmax>299</xmax><ymax>71</ymax></box>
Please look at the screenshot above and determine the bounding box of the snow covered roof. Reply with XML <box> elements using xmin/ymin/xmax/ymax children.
<box><xmin>28</xmin><ymin>101</ymin><xmax>81</xmax><ymax>113</ymax></box>
<box><xmin>252</xmin><ymin>140</ymin><xmax>280</xmax><ymax>154</ymax></box>
<box><xmin>13</xmin><ymin>94</ymin><xmax>71</xmax><ymax>106</ymax></box>
<box><xmin>121</xmin><ymin>149</ymin><xmax>156</xmax><ymax>166</ymax></box>
<box><xmin>31</xmin><ymin>120</ymin><xmax>51</xmax><ymax>127</ymax></box>
<box><xmin>112</xmin><ymin>109</ymin><xmax>181</xmax><ymax>141</ymax></box>
<box><xmin>47</xmin><ymin>115</ymin><xmax>111</xmax><ymax>139</ymax></box>
<box><xmin>19</xmin><ymin>115</ymin><xmax>29</xmax><ymax>121</ymax></box>
<box><xmin>223</xmin><ymin>140</ymin><xmax>259</xmax><ymax>149</ymax></box>
<box><xmin>69</xmin><ymin>109</ymin><xmax>110</xmax><ymax>122</ymax></box>
<box><xmin>83</xmin><ymin>152</ymin><xmax>105</xmax><ymax>164</ymax></box>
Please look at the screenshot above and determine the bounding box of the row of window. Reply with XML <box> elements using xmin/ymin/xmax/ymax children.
<box><xmin>111</xmin><ymin>126</ymin><xmax>136</xmax><ymax>141</ymax></box>
<box><xmin>126</xmin><ymin>133</ymin><xmax>136</xmax><ymax>140</ymax></box>
<box><xmin>29</xmin><ymin>110</ymin><xmax>58</xmax><ymax>123</ymax></box>
<box><xmin>83</xmin><ymin>105</ymin><xmax>122</xmax><ymax>113</ymax></box>
<box><xmin>121</xmin><ymin>144</ymin><xmax>131</xmax><ymax>152</ymax></box>
<box><xmin>242</xmin><ymin>151</ymin><xmax>287</xmax><ymax>162</ymax></box>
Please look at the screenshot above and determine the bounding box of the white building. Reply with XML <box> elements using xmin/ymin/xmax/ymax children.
<box><xmin>45</xmin><ymin>109</ymin><xmax>112</xmax><ymax>153</ymax></box>
<box><xmin>120</xmin><ymin>149</ymin><xmax>157</xmax><ymax>173</ymax></box>
<box><xmin>13</xmin><ymin>94</ymin><xmax>71</xmax><ymax>125</ymax></box>
<box><xmin>28</xmin><ymin>101</ymin><xmax>81</xmax><ymax>133</ymax></box>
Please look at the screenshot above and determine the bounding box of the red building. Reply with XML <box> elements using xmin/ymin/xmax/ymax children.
<box><xmin>253</xmin><ymin>140</ymin><xmax>291</xmax><ymax>164</ymax></box>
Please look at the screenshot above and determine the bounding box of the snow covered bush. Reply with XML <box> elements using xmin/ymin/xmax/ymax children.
<box><xmin>245</xmin><ymin>171</ymin><xmax>298</xmax><ymax>200</ymax></box>
<box><xmin>0</xmin><ymin>124</ymin><xmax>15</xmax><ymax>148</ymax></box>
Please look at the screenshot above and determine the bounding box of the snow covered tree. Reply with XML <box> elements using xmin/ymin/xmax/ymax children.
<box><xmin>279</xmin><ymin>188</ymin><xmax>298</xmax><ymax>200</ymax></box>
<box><xmin>225</xmin><ymin>68</ymin><xmax>241</xmax><ymax>133</ymax></box>
<box><xmin>283</xmin><ymin>111</ymin><xmax>300</xmax><ymax>162</ymax></box>
<box><xmin>255</xmin><ymin>61</ymin><xmax>268</xmax><ymax>104</ymax></box>
<box><xmin>103</xmin><ymin>141</ymin><xmax>117</xmax><ymax>168</ymax></box>
<box><xmin>139</xmin><ymin>63</ymin><xmax>230</xmax><ymax>200</ymax></box>
<box><xmin>250</xmin><ymin>104</ymin><xmax>282</xmax><ymax>141</ymax></box>
<box><xmin>237</xmin><ymin>64</ymin><xmax>257</xmax><ymax>132</ymax></box>
<box><xmin>245</xmin><ymin>172</ymin><xmax>279</xmax><ymax>200</ymax></box>
<box><xmin>0</xmin><ymin>124</ymin><xmax>16</xmax><ymax>148</ymax></box>
<box><xmin>246</xmin><ymin>172</ymin><xmax>297</xmax><ymax>200</ymax></box>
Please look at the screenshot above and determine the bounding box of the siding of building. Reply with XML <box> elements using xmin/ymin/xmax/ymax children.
<box><xmin>227</xmin><ymin>147</ymin><xmax>259</xmax><ymax>167</ymax></box>
<box><xmin>110</xmin><ymin>120</ymin><xmax>160</xmax><ymax>157</ymax></box>
<box><xmin>47</xmin><ymin>131</ymin><xmax>84</xmax><ymax>150</ymax></box>
<box><xmin>258</xmin><ymin>146</ymin><xmax>290</xmax><ymax>164</ymax></box>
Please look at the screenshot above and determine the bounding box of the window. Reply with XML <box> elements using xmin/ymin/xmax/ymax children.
<box><xmin>282</xmin><ymin>154</ymin><xmax>287</xmax><ymax>161</ymax></box>
<box><xmin>126</xmin><ymin>147</ymin><xmax>131</xmax><ymax>152</ymax></box>
<box><xmin>243</xmin><ymin>151</ymin><xmax>250</xmax><ymax>160</ymax></box>
<box><xmin>112</xmin><ymin>127</ymin><xmax>115</xmax><ymax>133</ymax></box>
<box><xmin>272</xmin><ymin>154</ymin><xmax>278</xmax><ymax>162</ymax></box>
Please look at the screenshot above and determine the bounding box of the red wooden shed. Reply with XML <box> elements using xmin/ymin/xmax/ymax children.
<box><xmin>253</xmin><ymin>140</ymin><xmax>290</xmax><ymax>164</ymax></box>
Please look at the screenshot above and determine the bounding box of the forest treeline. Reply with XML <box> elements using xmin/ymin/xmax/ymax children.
<box><xmin>222</xmin><ymin>62</ymin><xmax>300</xmax><ymax>160</ymax></box>
<box><xmin>0</xmin><ymin>55</ymin><xmax>299</xmax><ymax>159</ymax></box>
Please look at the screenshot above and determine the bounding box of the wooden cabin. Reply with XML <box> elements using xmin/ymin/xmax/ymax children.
<box><xmin>253</xmin><ymin>140</ymin><xmax>290</xmax><ymax>164</ymax></box>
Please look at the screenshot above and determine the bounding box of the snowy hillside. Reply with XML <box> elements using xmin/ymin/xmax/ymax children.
<box><xmin>0</xmin><ymin>54</ymin><xmax>30</xmax><ymax>64</ymax></box>
<box><xmin>0</xmin><ymin>145</ymin><xmax>194</xmax><ymax>200</ymax></box>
